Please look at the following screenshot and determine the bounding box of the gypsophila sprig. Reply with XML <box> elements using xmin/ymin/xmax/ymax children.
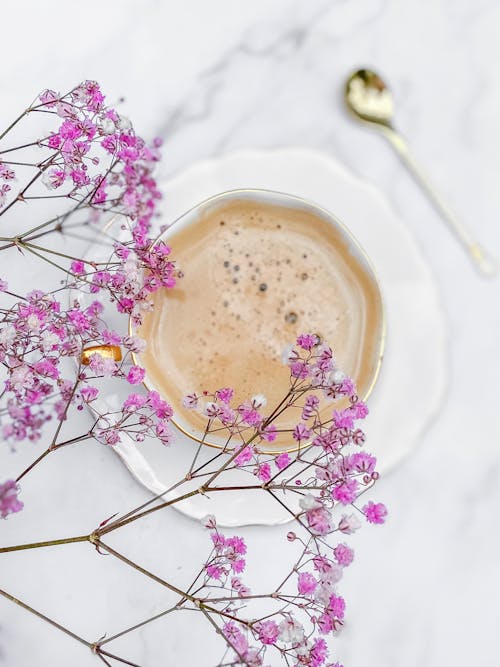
<box><xmin>0</xmin><ymin>83</ymin><xmax>386</xmax><ymax>667</ymax></box>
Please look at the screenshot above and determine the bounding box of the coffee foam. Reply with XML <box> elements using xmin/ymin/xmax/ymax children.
<box><xmin>138</xmin><ymin>199</ymin><xmax>383</xmax><ymax>449</ymax></box>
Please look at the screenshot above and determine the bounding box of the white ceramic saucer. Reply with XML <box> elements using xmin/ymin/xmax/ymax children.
<box><xmin>81</xmin><ymin>149</ymin><xmax>447</xmax><ymax>526</ymax></box>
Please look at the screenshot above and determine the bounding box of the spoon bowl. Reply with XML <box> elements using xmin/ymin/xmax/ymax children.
<box><xmin>345</xmin><ymin>69</ymin><xmax>394</xmax><ymax>127</ymax></box>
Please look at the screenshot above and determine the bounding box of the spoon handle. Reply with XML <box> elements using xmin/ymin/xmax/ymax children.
<box><xmin>381</xmin><ymin>126</ymin><xmax>496</xmax><ymax>277</ymax></box>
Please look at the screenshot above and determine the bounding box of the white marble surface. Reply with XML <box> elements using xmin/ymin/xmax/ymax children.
<box><xmin>1</xmin><ymin>1</ymin><xmax>500</xmax><ymax>666</ymax></box>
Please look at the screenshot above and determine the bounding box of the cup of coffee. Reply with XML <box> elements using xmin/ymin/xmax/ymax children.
<box><xmin>132</xmin><ymin>189</ymin><xmax>385</xmax><ymax>452</ymax></box>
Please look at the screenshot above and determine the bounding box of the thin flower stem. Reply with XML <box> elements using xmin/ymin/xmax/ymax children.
<box><xmin>98</xmin><ymin>606</ymin><xmax>178</xmax><ymax>646</ymax></box>
<box><xmin>16</xmin><ymin>242</ymin><xmax>75</xmax><ymax>276</ymax></box>
<box><xmin>0</xmin><ymin>110</ymin><xmax>29</xmax><ymax>141</ymax></box>
<box><xmin>97</xmin><ymin>488</ymin><xmax>202</xmax><ymax>535</ymax></box>
<box><xmin>0</xmin><ymin>587</ymin><xmax>92</xmax><ymax>648</ymax></box>
<box><xmin>16</xmin><ymin>448</ymin><xmax>51</xmax><ymax>482</ymax></box>
<box><xmin>97</xmin><ymin>649</ymin><xmax>143</xmax><ymax>667</ymax></box>
<box><xmin>96</xmin><ymin>539</ymin><xmax>196</xmax><ymax>602</ymax></box>
<box><xmin>0</xmin><ymin>138</ymin><xmax>49</xmax><ymax>155</ymax></box>
<box><xmin>0</xmin><ymin>535</ymin><xmax>90</xmax><ymax>554</ymax></box>
<box><xmin>22</xmin><ymin>239</ymin><xmax>87</xmax><ymax>263</ymax></box>
<box><xmin>0</xmin><ymin>153</ymin><xmax>54</xmax><ymax>218</ymax></box>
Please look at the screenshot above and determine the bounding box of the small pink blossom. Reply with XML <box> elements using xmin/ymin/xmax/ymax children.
<box><xmin>0</xmin><ymin>480</ymin><xmax>23</xmax><ymax>518</ymax></box>
<box><xmin>70</xmin><ymin>260</ymin><xmax>85</xmax><ymax>275</ymax></box>
<box><xmin>234</xmin><ymin>445</ymin><xmax>254</xmax><ymax>467</ymax></box>
<box><xmin>0</xmin><ymin>183</ymin><xmax>11</xmax><ymax>207</ymax></box>
<box><xmin>216</xmin><ymin>387</ymin><xmax>234</xmax><ymax>403</ymax></box>
<box><xmin>293</xmin><ymin>422</ymin><xmax>312</xmax><ymax>443</ymax></box>
<box><xmin>310</xmin><ymin>638</ymin><xmax>328</xmax><ymax>667</ymax></box>
<box><xmin>42</xmin><ymin>167</ymin><xmax>65</xmax><ymax>189</ymax></box>
<box><xmin>256</xmin><ymin>620</ymin><xmax>279</xmax><ymax>645</ymax></box>
<box><xmin>338</xmin><ymin>513</ymin><xmax>362</xmax><ymax>534</ymax></box>
<box><xmin>332</xmin><ymin>478</ymin><xmax>359</xmax><ymax>505</ymax></box>
<box><xmin>226</xmin><ymin>536</ymin><xmax>247</xmax><ymax>555</ymax></box>
<box><xmin>260</xmin><ymin>423</ymin><xmax>277</xmax><ymax>442</ymax></box>
<box><xmin>202</xmin><ymin>514</ymin><xmax>217</xmax><ymax>529</ymax></box>
<box><xmin>122</xmin><ymin>393</ymin><xmax>147</xmax><ymax>412</ymax></box>
<box><xmin>297</xmin><ymin>571</ymin><xmax>317</xmax><ymax>595</ymax></box>
<box><xmin>363</xmin><ymin>501</ymin><xmax>388</xmax><ymax>524</ymax></box>
<box><xmin>256</xmin><ymin>462</ymin><xmax>272</xmax><ymax>483</ymax></box>
<box><xmin>306</xmin><ymin>506</ymin><xmax>333</xmax><ymax>536</ymax></box>
<box><xmin>122</xmin><ymin>335</ymin><xmax>147</xmax><ymax>352</ymax></box>
<box><xmin>334</xmin><ymin>543</ymin><xmax>354</xmax><ymax>567</ymax></box>
<box><xmin>231</xmin><ymin>558</ymin><xmax>246</xmax><ymax>574</ymax></box>
<box><xmin>182</xmin><ymin>393</ymin><xmax>199</xmax><ymax>409</ymax></box>
<box><xmin>206</xmin><ymin>564</ymin><xmax>223</xmax><ymax>580</ymax></box>
<box><xmin>275</xmin><ymin>452</ymin><xmax>290</xmax><ymax>470</ymax></box>
<box><xmin>126</xmin><ymin>366</ymin><xmax>145</xmax><ymax>385</ymax></box>
<box><xmin>297</xmin><ymin>333</ymin><xmax>318</xmax><ymax>350</ymax></box>
<box><xmin>39</xmin><ymin>89</ymin><xmax>59</xmax><ymax>106</ymax></box>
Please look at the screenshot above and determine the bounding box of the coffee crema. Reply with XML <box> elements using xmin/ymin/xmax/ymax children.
<box><xmin>137</xmin><ymin>197</ymin><xmax>384</xmax><ymax>450</ymax></box>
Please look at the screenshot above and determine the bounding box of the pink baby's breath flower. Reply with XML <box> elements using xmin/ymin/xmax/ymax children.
<box><xmin>223</xmin><ymin>622</ymin><xmax>248</xmax><ymax>656</ymax></box>
<box><xmin>0</xmin><ymin>279</ymin><xmax>8</xmax><ymax>291</ymax></box>
<box><xmin>256</xmin><ymin>462</ymin><xmax>272</xmax><ymax>483</ymax></box>
<box><xmin>226</xmin><ymin>536</ymin><xmax>247</xmax><ymax>555</ymax></box>
<box><xmin>333</xmin><ymin>543</ymin><xmax>354</xmax><ymax>567</ymax></box>
<box><xmin>122</xmin><ymin>335</ymin><xmax>146</xmax><ymax>353</ymax></box>
<box><xmin>275</xmin><ymin>452</ymin><xmax>290</xmax><ymax>470</ymax></box>
<box><xmin>306</xmin><ymin>506</ymin><xmax>333</xmax><ymax>536</ymax></box>
<box><xmin>310</xmin><ymin>638</ymin><xmax>328</xmax><ymax>667</ymax></box>
<box><xmin>39</xmin><ymin>89</ymin><xmax>59</xmax><ymax>106</ymax></box>
<box><xmin>211</xmin><ymin>532</ymin><xmax>226</xmax><ymax>550</ymax></box>
<box><xmin>89</xmin><ymin>354</ymin><xmax>117</xmax><ymax>377</ymax></box>
<box><xmin>234</xmin><ymin>445</ymin><xmax>254</xmax><ymax>467</ymax></box>
<box><xmin>338</xmin><ymin>513</ymin><xmax>362</xmax><ymax>534</ymax></box>
<box><xmin>0</xmin><ymin>183</ymin><xmax>12</xmax><ymax>207</ymax></box>
<box><xmin>155</xmin><ymin>420</ymin><xmax>172</xmax><ymax>445</ymax></box>
<box><xmin>0</xmin><ymin>164</ymin><xmax>15</xmax><ymax>180</ymax></box>
<box><xmin>278</xmin><ymin>618</ymin><xmax>304</xmax><ymax>644</ymax></box>
<box><xmin>182</xmin><ymin>393</ymin><xmax>199</xmax><ymax>409</ymax></box>
<box><xmin>206</xmin><ymin>564</ymin><xmax>223</xmax><ymax>580</ymax></box>
<box><xmin>70</xmin><ymin>260</ymin><xmax>85</xmax><ymax>275</ymax></box>
<box><xmin>297</xmin><ymin>333</ymin><xmax>318</xmax><ymax>350</ymax></box>
<box><xmin>256</xmin><ymin>620</ymin><xmax>279</xmax><ymax>645</ymax></box>
<box><xmin>231</xmin><ymin>558</ymin><xmax>246</xmax><ymax>574</ymax></box>
<box><xmin>98</xmin><ymin>427</ymin><xmax>121</xmax><ymax>446</ymax></box>
<box><xmin>260</xmin><ymin>423</ymin><xmax>277</xmax><ymax>442</ymax></box>
<box><xmin>363</xmin><ymin>501</ymin><xmax>388</xmax><ymax>524</ymax></box>
<box><xmin>126</xmin><ymin>365</ymin><xmax>145</xmax><ymax>385</ymax></box>
<box><xmin>42</xmin><ymin>167</ymin><xmax>65</xmax><ymax>190</ymax></box>
<box><xmin>122</xmin><ymin>393</ymin><xmax>147</xmax><ymax>412</ymax></box>
<box><xmin>202</xmin><ymin>514</ymin><xmax>217</xmax><ymax>529</ymax></box>
<box><xmin>293</xmin><ymin>422</ymin><xmax>312</xmax><ymax>443</ymax></box>
<box><xmin>80</xmin><ymin>386</ymin><xmax>98</xmax><ymax>402</ymax></box>
<box><xmin>216</xmin><ymin>387</ymin><xmax>234</xmax><ymax>403</ymax></box>
<box><xmin>332</xmin><ymin>478</ymin><xmax>359</xmax><ymax>505</ymax></box>
<box><xmin>290</xmin><ymin>360</ymin><xmax>309</xmax><ymax>379</ymax></box>
<box><xmin>239</xmin><ymin>405</ymin><xmax>262</xmax><ymax>427</ymax></box>
<box><xmin>333</xmin><ymin>409</ymin><xmax>354</xmax><ymax>430</ymax></box>
<box><xmin>297</xmin><ymin>571</ymin><xmax>317</xmax><ymax>596</ymax></box>
<box><xmin>350</xmin><ymin>400</ymin><xmax>369</xmax><ymax>419</ymax></box>
<box><xmin>302</xmin><ymin>394</ymin><xmax>320</xmax><ymax>420</ymax></box>
<box><xmin>147</xmin><ymin>391</ymin><xmax>172</xmax><ymax>419</ymax></box>
<box><xmin>0</xmin><ymin>480</ymin><xmax>23</xmax><ymax>518</ymax></box>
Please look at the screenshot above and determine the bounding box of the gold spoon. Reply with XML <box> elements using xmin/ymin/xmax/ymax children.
<box><xmin>345</xmin><ymin>68</ymin><xmax>495</xmax><ymax>277</ymax></box>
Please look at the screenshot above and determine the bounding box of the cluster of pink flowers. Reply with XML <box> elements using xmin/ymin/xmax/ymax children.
<box><xmin>190</xmin><ymin>336</ymin><xmax>386</xmax><ymax>666</ymax></box>
<box><xmin>203</xmin><ymin>519</ymin><xmax>249</xmax><ymax>594</ymax></box>
<box><xmin>0</xmin><ymin>82</ymin><xmax>387</xmax><ymax>667</ymax></box>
